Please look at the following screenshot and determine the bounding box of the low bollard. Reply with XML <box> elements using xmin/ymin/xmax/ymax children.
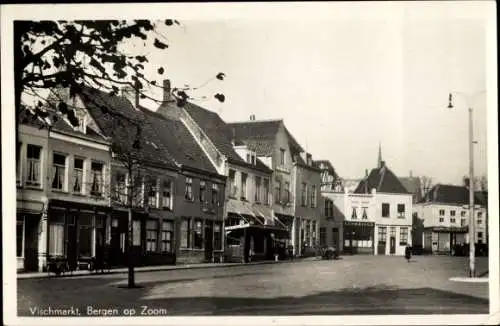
<box><xmin>274</xmin><ymin>254</ymin><xmax>279</xmax><ymax>262</ymax></box>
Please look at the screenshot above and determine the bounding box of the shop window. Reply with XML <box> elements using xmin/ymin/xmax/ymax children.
<box><xmin>132</xmin><ymin>220</ymin><xmax>141</xmax><ymax>246</ymax></box>
<box><xmin>193</xmin><ymin>219</ymin><xmax>203</xmax><ymax>249</ymax></box>
<box><xmin>161</xmin><ymin>220</ymin><xmax>174</xmax><ymax>253</ymax></box>
<box><xmin>399</xmin><ymin>227</ymin><xmax>408</xmax><ymax>245</ymax></box>
<box><xmin>319</xmin><ymin>227</ymin><xmax>327</xmax><ymax>246</ymax></box>
<box><xmin>378</xmin><ymin>227</ymin><xmax>387</xmax><ymax>244</ymax></box>
<box><xmin>49</xmin><ymin>213</ymin><xmax>65</xmax><ymax>256</ymax></box>
<box><xmin>214</xmin><ymin>222</ymin><xmax>223</xmax><ymax>250</ymax></box>
<box><xmin>146</xmin><ymin>220</ymin><xmax>158</xmax><ymax>252</ymax></box>
<box><xmin>181</xmin><ymin>218</ymin><xmax>191</xmax><ymax>248</ymax></box>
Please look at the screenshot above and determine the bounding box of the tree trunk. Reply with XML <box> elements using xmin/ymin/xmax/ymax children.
<box><xmin>126</xmin><ymin>172</ymin><xmax>135</xmax><ymax>288</ymax></box>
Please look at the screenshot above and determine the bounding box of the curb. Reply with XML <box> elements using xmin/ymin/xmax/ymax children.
<box><xmin>17</xmin><ymin>257</ymin><xmax>319</xmax><ymax>280</ymax></box>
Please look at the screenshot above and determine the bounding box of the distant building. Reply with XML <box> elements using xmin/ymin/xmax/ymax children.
<box><xmin>330</xmin><ymin>148</ymin><xmax>413</xmax><ymax>256</ymax></box>
<box><xmin>399</xmin><ymin>171</ymin><xmax>423</xmax><ymax>203</ymax></box>
<box><xmin>413</xmin><ymin>184</ymin><xmax>488</xmax><ymax>254</ymax></box>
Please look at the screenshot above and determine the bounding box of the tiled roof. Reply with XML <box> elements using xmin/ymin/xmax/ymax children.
<box><xmin>183</xmin><ymin>102</ymin><xmax>244</xmax><ymax>164</ymax></box>
<box><xmin>354</xmin><ymin>164</ymin><xmax>410</xmax><ymax>194</ymax></box>
<box><xmin>314</xmin><ymin>160</ymin><xmax>339</xmax><ymax>177</ymax></box>
<box><xmin>399</xmin><ymin>177</ymin><xmax>422</xmax><ymax>196</ymax></box>
<box><xmin>76</xmin><ymin>87</ymin><xmax>177</xmax><ymax>168</ymax></box>
<box><xmin>19</xmin><ymin>104</ymin><xmax>108</xmax><ymax>144</ymax></box>
<box><xmin>418</xmin><ymin>184</ymin><xmax>486</xmax><ymax>205</ymax></box>
<box><xmin>182</xmin><ymin>102</ymin><xmax>272</xmax><ymax>173</ymax></box>
<box><xmin>228</xmin><ymin>120</ymin><xmax>304</xmax><ymax>156</ymax></box>
<box><xmin>140</xmin><ymin>108</ymin><xmax>218</xmax><ymax>174</ymax></box>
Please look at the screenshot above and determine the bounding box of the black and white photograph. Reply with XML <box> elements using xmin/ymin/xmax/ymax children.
<box><xmin>1</xmin><ymin>2</ymin><xmax>498</xmax><ymax>325</ymax></box>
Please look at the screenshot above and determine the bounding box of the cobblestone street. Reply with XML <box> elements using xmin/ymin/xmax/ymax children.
<box><xmin>17</xmin><ymin>255</ymin><xmax>489</xmax><ymax>316</ymax></box>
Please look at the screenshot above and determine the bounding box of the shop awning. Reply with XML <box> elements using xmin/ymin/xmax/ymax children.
<box><xmin>274</xmin><ymin>213</ymin><xmax>294</xmax><ymax>229</ymax></box>
<box><xmin>426</xmin><ymin>226</ymin><xmax>469</xmax><ymax>233</ymax></box>
<box><xmin>225</xmin><ymin>222</ymin><xmax>290</xmax><ymax>239</ymax></box>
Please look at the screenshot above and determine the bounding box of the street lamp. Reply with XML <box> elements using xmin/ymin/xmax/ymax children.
<box><xmin>448</xmin><ymin>91</ymin><xmax>485</xmax><ymax>277</ymax></box>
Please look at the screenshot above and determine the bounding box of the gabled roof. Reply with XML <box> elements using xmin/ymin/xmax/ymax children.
<box><xmin>314</xmin><ymin>160</ymin><xmax>338</xmax><ymax>176</ymax></box>
<box><xmin>354</xmin><ymin>163</ymin><xmax>409</xmax><ymax>194</ymax></box>
<box><xmin>228</xmin><ymin>119</ymin><xmax>304</xmax><ymax>156</ymax></box>
<box><xmin>418</xmin><ymin>184</ymin><xmax>486</xmax><ymax>205</ymax></box>
<box><xmin>182</xmin><ymin>102</ymin><xmax>272</xmax><ymax>173</ymax></box>
<box><xmin>399</xmin><ymin>177</ymin><xmax>422</xmax><ymax>196</ymax></box>
<box><xmin>140</xmin><ymin>108</ymin><xmax>218</xmax><ymax>175</ymax></box>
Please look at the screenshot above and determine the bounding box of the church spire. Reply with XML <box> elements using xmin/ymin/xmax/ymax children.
<box><xmin>377</xmin><ymin>141</ymin><xmax>382</xmax><ymax>168</ymax></box>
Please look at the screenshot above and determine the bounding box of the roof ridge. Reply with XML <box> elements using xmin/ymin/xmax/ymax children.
<box><xmin>228</xmin><ymin>118</ymin><xmax>283</xmax><ymax>124</ymax></box>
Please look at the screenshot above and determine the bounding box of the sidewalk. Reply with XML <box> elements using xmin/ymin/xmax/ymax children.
<box><xmin>17</xmin><ymin>256</ymin><xmax>320</xmax><ymax>280</ymax></box>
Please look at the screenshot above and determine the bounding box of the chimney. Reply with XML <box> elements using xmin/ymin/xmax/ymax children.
<box><xmin>163</xmin><ymin>79</ymin><xmax>171</xmax><ymax>103</ymax></box>
<box><xmin>249</xmin><ymin>114</ymin><xmax>255</xmax><ymax>121</ymax></box>
<box><xmin>409</xmin><ymin>170</ymin><xmax>413</xmax><ymax>178</ymax></box>
<box><xmin>231</xmin><ymin>127</ymin><xmax>236</xmax><ymax>146</ymax></box>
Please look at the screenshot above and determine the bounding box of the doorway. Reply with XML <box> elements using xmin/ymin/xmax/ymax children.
<box><xmin>204</xmin><ymin>222</ymin><xmax>213</xmax><ymax>262</ymax></box>
<box><xmin>390</xmin><ymin>237</ymin><xmax>396</xmax><ymax>254</ymax></box>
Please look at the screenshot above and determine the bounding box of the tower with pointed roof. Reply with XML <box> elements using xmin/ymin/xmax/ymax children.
<box><xmin>377</xmin><ymin>142</ymin><xmax>382</xmax><ymax>169</ymax></box>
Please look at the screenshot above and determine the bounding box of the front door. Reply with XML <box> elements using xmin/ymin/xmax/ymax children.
<box><xmin>390</xmin><ymin>237</ymin><xmax>396</xmax><ymax>254</ymax></box>
<box><xmin>204</xmin><ymin>224</ymin><xmax>213</xmax><ymax>262</ymax></box>
<box><xmin>377</xmin><ymin>241</ymin><xmax>386</xmax><ymax>255</ymax></box>
<box><xmin>24</xmin><ymin>216</ymin><xmax>40</xmax><ymax>271</ymax></box>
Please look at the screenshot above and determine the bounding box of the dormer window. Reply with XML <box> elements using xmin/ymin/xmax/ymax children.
<box><xmin>246</xmin><ymin>152</ymin><xmax>257</xmax><ymax>165</ymax></box>
<box><xmin>75</xmin><ymin>110</ymin><xmax>87</xmax><ymax>134</ymax></box>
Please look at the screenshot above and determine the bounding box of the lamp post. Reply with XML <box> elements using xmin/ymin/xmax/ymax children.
<box><xmin>448</xmin><ymin>91</ymin><xmax>485</xmax><ymax>277</ymax></box>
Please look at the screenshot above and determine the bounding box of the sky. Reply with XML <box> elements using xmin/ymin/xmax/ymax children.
<box><xmin>13</xmin><ymin>2</ymin><xmax>494</xmax><ymax>185</ymax></box>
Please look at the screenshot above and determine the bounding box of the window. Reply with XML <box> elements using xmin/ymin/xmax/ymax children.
<box><xmin>461</xmin><ymin>219</ymin><xmax>467</xmax><ymax>226</ymax></box>
<box><xmin>200</xmin><ymin>180</ymin><xmax>206</xmax><ymax>203</ymax></box>
<box><xmin>439</xmin><ymin>209</ymin><xmax>445</xmax><ymax>216</ymax></box>
<box><xmin>390</xmin><ymin>227</ymin><xmax>396</xmax><ymax>238</ymax></box>
<box><xmin>477</xmin><ymin>219</ymin><xmax>482</xmax><ymax>225</ymax></box>
<box><xmin>52</xmin><ymin>153</ymin><xmax>67</xmax><ymax>190</ymax></box>
<box><xmin>73</xmin><ymin>158</ymin><xmax>84</xmax><ymax>193</ymax></box>
<box><xmin>399</xmin><ymin>227</ymin><xmax>408</xmax><ymax>245</ymax></box>
<box><xmin>362</xmin><ymin>207</ymin><xmax>368</xmax><ymax>220</ymax></box>
<box><xmin>477</xmin><ymin>232</ymin><xmax>483</xmax><ymax>240</ymax></box>
<box><xmin>113</xmin><ymin>172</ymin><xmax>127</xmax><ymax>204</ymax></box>
<box><xmin>280</xmin><ymin>148</ymin><xmax>286</xmax><ymax>165</ymax></box>
<box><xmin>147</xmin><ymin>178</ymin><xmax>158</xmax><ymax>208</ymax></box>
<box><xmin>246</xmin><ymin>153</ymin><xmax>251</xmax><ymax>164</ymax></box>
<box><xmin>90</xmin><ymin>162</ymin><xmax>104</xmax><ymax>196</ymax></box>
<box><xmin>319</xmin><ymin>227</ymin><xmax>327</xmax><ymax>246</ymax></box>
<box><xmin>305</xmin><ymin>220</ymin><xmax>311</xmax><ymax>246</ymax></box>
<box><xmin>263</xmin><ymin>178</ymin><xmax>269</xmax><ymax>204</ymax></box>
<box><xmin>132</xmin><ymin>220</ymin><xmax>141</xmax><ymax>246</ymax></box>
<box><xmin>284</xmin><ymin>181</ymin><xmax>290</xmax><ymax>204</ymax></box>
<box><xmin>181</xmin><ymin>218</ymin><xmax>191</xmax><ymax>248</ymax></box>
<box><xmin>450</xmin><ymin>218</ymin><xmax>456</xmax><ymax>223</ymax></box>
<box><xmin>241</xmin><ymin>173</ymin><xmax>248</xmax><ymax>200</ymax></box>
<box><xmin>212</xmin><ymin>183</ymin><xmax>220</xmax><ymax>206</ymax></box>
<box><xmin>162</xmin><ymin>179</ymin><xmax>172</xmax><ymax>210</ymax></box>
<box><xmin>16</xmin><ymin>142</ymin><xmax>22</xmax><ymax>184</ymax></box>
<box><xmin>228</xmin><ymin>169</ymin><xmax>237</xmax><ymax>198</ymax></box>
<box><xmin>450</xmin><ymin>210</ymin><xmax>456</xmax><ymax>217</ymax></box>
<box><xmin>78</xmin><ymin>214</ymin><xmax>93</xmax><ymax>258</ymax></box>
<box><xmin>397</xmin><ymin>204</ymin><xmax>405</xmax><ymax>218</ymax></box>
<box><xmin>311</xmin><ymin>185</ymin><xmax>317</xmax><ymax>208</ymax></box>
<box><xmin>193</xmin><ymin>219</ymin><xmax>203</xmax><ymax>249</ymax></box>
<box><xmin>312</xmin><ymin>221</ymin><xmax>317</xmax><ymax>245</ymax></box>
<box><xmin>301</xmin><ymin>182</ymin><xmax>307</xmax><ymax>206</ymax></box>
<box><xmin>146</xmin><ymin>220</ymin><xmax>158</xmax><ymax>252</ymax></box>
<box><xmin>275</xmin><ymin>181</ymin><xmax>281</xmax><ymax>204</ymax></box>
<box><xmin>26</xmin><ymin>144</ymin><xmax>42</xmax><ymax>186</ymax></box>
<box><xmin>477</xmin><ymin>212</ymin><xmax>483</xmax><ymax>218</ymax></box>
<box><xmin>382</xmin><ymin>203</ymin><xmax>390</xmax><ymax>217</ymax></box>
<box><xmin>461</xmin><ymin>211</ymin><xmax>467</xmax><ymax>217</ymax></box>
<box><xmin>161</xmin><ymin>220</ymin><xmax>174</xmax><ymax>252</ymax></box>
<box><xmin>351</xmin><ymin>207</ymin><xmax>358</xmax><ymax>219</ymax></box>
<box><xmin>378</xmin><ymin>227</ymin><xmax>387</xmax><ymax>244</ymax></box>
<box><xmin>325</xmin><ymin>199</ymin><xmax>333</xmax><ymax>218</ymax></box>
<box><xmin>439</xmin><ymin>217</ymin><xmax>444</xmax><ymax>223</ymax></box>
<box><xmin>255</xmin><ymin>177</ymin><xmax>261</xmax><ymax>202</ymax></box>
<box><xmin>185</xmin><ymin>177</ymin><xmax>193</xmax><ymax>201</ymax></box>
<box><xmin>49</xmin><ymin>213</ymin><xmax>65</xmax><ymax>256</ymax></box>
<box><xmin>214</xmin><ymin>222</ymin><xmax>222</xmax><ymax>250</ymax></box>
<box><xmin>17</xmin><ymin>215</ymin><xmax>24</xmax><ymax>257</ymax></box>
